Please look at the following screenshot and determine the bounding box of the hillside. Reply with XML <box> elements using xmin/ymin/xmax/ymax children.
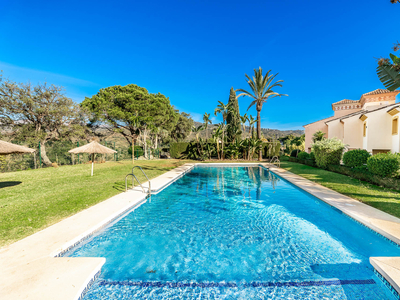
<box><xmin>190</xmin><ymin>122</ymin><xmax>304</xmax><ymax>140</ymax></box>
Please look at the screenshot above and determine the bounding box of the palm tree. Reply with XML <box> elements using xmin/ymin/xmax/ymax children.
<box><xmin>214</xmin><ymin>101</ymin><xmax>231</xmax><ymax>160</ymax></box>
<box><xmin>237</xmin><ymin>67</ymin><xmax>287</xmax><ymax>161</ymax></box>
<box><xmin>248</xmin><ymin>115</ymin><xmax>257</xmax><ymax>138</ymax></box>
<box><xmin>212</xmin><ymin>125</ymin><xmax>223</xmax><ymax>160</ymax></box>
<box><xmin>203</xmin><ymin>112</ymin><xmax>212</xmax><ymax>140</ymax></box>
<box><xmin>312</xmin><ymin>130</ymin><xmax>326</xmax><ymax>143</ymax></box>
<box><xmin>240</xmin><ymin>113</ymin><xmax>248</xmax><ymax>137</ymax></box>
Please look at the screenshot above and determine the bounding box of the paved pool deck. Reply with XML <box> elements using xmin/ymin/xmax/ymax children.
<box><xmin>1</xmin><ymin>162</ymin><xmax>400</xmax><ymax>299</ymax></box>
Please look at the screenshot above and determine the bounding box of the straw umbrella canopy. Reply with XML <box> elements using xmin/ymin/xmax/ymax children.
<box><xmin>68</xmin><ymin>141</ymin><xmax>116</xmax><ymax>176</ymax></box>
<box><xmin>0</xmin><ymin>140</ymin><xmax>35</xmax><ymax>155</ymax></box>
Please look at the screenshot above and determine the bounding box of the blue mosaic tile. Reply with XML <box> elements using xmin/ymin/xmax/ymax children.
<box><xmin>98</xmin><ymin>279</ymin><xmax>376</xmax><ymax>289</ymax></box>
<box><xmin>374</xmin><ymin>269</ymin><xmax>400</xmax><ymax>300</ymax></box>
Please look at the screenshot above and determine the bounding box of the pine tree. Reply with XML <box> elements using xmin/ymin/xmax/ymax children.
<box><xmin>226</xmin><ymin>87</ymin><xmax>240</xmax><ymax>142</ymax></box>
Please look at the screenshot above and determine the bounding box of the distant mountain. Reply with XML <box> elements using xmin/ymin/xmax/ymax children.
<box><xmin>190</xmin><ymin>122</ymin><xmax>304</xmax><ymax>140</ymax></box>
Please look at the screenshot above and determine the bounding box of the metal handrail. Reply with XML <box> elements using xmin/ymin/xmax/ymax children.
<box><xmin>270</xmin><ymin>156</ymin><xmax>281</xmax><ymax>168</ymax></box>
<box><xmin>125</xmin><ymin>166</ymin><xmax>151</xmax><ymax>195</ymax></box>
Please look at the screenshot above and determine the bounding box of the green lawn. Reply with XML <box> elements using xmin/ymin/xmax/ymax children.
<box><xmin>0</xmin><ymin>159</ymin><xmax>192</xmax><ymax>247</ymax></box>
<box><xmin>280</xmin><ymin>160</ymin><xmax>400</xmax><ymax>219</ymax></box>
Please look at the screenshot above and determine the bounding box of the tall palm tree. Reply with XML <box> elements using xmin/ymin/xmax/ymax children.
<box><xmin>203</xmin><ymin>112</ymin><xmax>212</xmax><ymax>140</ymax></box>
<box><xmin>248</xmin><ymin>115</ymin><xmax>257</xmax><ymax>138</ymax></box>
<box><xmin>214</xmin><ymin>101</ymin><xmax>231</xmax><ymax>160</ymax></box>
<box><xmin>240</xmin><ymin>113</ymin><xmax>248</xmax><ymax>137</ymax></box>
<box><xmin>237</xmin><ymin>67</ymin><xmax>287</xmax><ymax>161</ymax></box>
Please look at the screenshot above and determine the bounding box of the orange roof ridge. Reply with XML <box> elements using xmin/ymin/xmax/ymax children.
<box><xmin>362</xmin><ymin>89</ymin><xmax>399</xmax><ymax>96</ymax></box>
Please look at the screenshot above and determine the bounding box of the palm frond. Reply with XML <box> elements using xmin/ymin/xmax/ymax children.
<box><xmin>377</xmin><ymin>65</ymin><xmax>400</xmax><ymax>91</ymax></box>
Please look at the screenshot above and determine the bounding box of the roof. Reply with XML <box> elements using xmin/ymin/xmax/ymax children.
<box><xmin>68</xmin><ymin>141</ymin><xmax>117</xmax><ymax>154</ymax></box>
<box><xmin>331</xmin><ymin>99</ymin><xmax>360</xmax><ymax>106</ymax></box>
<box><xmin>303</xmin><ymin>116</ymin><xmax>337</xmax><ymax>127</ymax></box>
<box><xmin>0</xmin><ymin>140</ymin><xmax>35</xmax><ymax>155</ymax></box>
<box><xmin>362</xmin><ymin>89</ymin><xmax>399</xmax><ymax>96</ymax></box>
<box><xmin>325</xmin><ymin>102</ymin><xmax>400</xmax><ymax>124</ymax></box>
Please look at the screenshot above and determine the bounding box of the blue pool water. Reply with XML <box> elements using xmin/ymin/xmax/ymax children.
<box><xmin>66</xmin><ymin>166</ymin><xmax>400</xmax><ymax>299</ymax></box>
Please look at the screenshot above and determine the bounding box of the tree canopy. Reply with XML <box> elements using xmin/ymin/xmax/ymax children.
<box><xmin>82</xmin><ymin>84</ymin><xmax>191</xmax><ymax>152</ymax></box>
<box><xmin>0</xmin><ymin>74</ymin><xmax>87</xmax><ymax>166</ymax></box>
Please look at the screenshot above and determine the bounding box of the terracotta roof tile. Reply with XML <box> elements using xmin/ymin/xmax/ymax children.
<box><xmin>332</xmin><ymin>99</ymin><xmax>360</xmax><ymax>105</ymax></box>
<box><xmin>362</xmin><ymin>89</ymin><xmax>398</xmax><ymax>96</ymax></box>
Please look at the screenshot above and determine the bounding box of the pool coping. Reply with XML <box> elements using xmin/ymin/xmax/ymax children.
<box><xmin>2</xmin><ymin>162</ymin><xmax>400</xmax><ymax>299</ymax></box>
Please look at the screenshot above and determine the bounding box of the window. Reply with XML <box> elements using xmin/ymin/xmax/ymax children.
<box><xmin>393</xmin><ymin>117</ymin><xmax>398</xmax><ymax>135</ymax></box>
<box><xmin>363</xmin><ymin>122</ymin><xmax>367</xmax><ymax>137</ymax></box>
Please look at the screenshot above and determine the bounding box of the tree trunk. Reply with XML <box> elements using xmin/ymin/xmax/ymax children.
<box><xmin>257</xmin><ymin>110</ymin><xmax>262</xmax><ymax>161</ymax></box>
<box><xmin>143</xmin><ymin>131</ymin><xmax>148</xmax><ymax>159</ymax></box>
<box><xmin>40</xmin><ymin>141</ymin><xmax>53</xmax><ymax>166</ymax></box>
<box><xmin>221</xmin><ymin>131</ymin><xmax>224</xmax><ymax>160</ymax></box>
<box><xmin>132</xmin><ymin>137</ymin><xmax>135</xmax><ymax>164</ymax></box>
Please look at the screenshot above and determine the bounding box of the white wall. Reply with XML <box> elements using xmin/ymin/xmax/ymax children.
<box><xmin>327</xmin><ymin>119</ymin><xmax>344</xmax><ymax>141</ymax></box>
<box><xmin>365</xmin><ymin>108</ymin><xmax>392</xmax><ymax>152</ymax></box>
<box><xmin>343</xmin><ymin>116</ymin><xmax>363</xmax><ymax>149</ymax></box>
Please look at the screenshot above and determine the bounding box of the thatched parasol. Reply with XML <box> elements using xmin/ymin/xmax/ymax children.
<box><xmin>68</xmin><ymin>141</ymin><xmax>116</xmax><ymax>176</ymax></box>
<box><xmin>0</xmin><ymin>140</ymin><xmax>35</xmax><ymax>155</ymax></box>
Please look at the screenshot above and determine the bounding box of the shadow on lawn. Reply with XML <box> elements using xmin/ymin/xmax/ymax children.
<box><xmin>0</xmin><ymin>181</ymin><xmax>22</xmax><ymax>189</ymax></box>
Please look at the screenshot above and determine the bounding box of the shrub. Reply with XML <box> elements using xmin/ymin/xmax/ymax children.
<box><xmin>312</xmin><ymin>138</ymin><xmax>345</xmax><ymax>169</ymax></box>
<box><xmin>327</xmin><ymin>164</ymin><xmax>400</xmax><ymax>191</ymax></box>
<box><xmin>297</xmin><ymin>151</ymin><xmax>309</xmax><ymax>160</ymax></box>
<box><xmin>367</xmin><ymin>153</ymin><xmax>400</xmax><ymax>177</ymax></box>
<box><xmin>128</xmin><ymin>146</ymin><xmax>144</xmax><ymax>157</ymax></box>
<box><xmin>290</xmin><ymin>149</ymin><xmax>300</xmax><ymax>157</ymax></box>
<box><xmin>342</xmin><ymin>149</ymin><xmax>371</xmax><ymax>168</ymax></box>
<box><xmin>289</xmin><ymin>157</ymin><xmax>298</xmax><ymax>162</ymax></box>
<box><xmin>170</xmin><ymin>142</ymin><xmax>190</xmax><ymax>159</ymax></box>
<box><xmin>309</xmin><ymin>151</ymin><xmax>315</xmax><ymax>161</ymax></box>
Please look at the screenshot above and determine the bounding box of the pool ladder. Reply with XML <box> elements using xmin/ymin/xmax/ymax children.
<box><xmin>269</xmin><ymin>156</ymin><xmax>281</xmax><ymax>168</ymax></box>
<box><xmin>125</xmin><ymin>166</ymin><xmax>151</xmax><ymax>195</ymax></box>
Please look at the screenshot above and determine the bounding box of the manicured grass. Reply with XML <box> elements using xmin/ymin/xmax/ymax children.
<box><xmin>280</xmin><ymin>160</ymin><xmax>400</xmax><ymax>219</ymax></box>
<box><xmin>0</xmin><ymin>159</ymin><xmax>193</xmax><ymax>247</ymax></box>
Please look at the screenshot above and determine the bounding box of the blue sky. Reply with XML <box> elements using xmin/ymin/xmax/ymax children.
<box><xmin>0</xmin><ymin>0</ymin><xmax>399</xmax><ymax>130</ymax></box>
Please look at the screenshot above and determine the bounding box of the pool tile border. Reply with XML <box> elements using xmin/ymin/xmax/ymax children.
<box><xmin>374</xmin><ymin>269</ymin><xmax>400</xmax><ymax>300</ymax></box>
<box><xmin>97</xmin><ymin>278</ymin><xmax>376</xmax><ymax>288</ymax></box>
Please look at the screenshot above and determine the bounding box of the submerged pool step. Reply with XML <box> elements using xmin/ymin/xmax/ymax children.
<box><xmin>98</xmin><ymin>279</ymin><xmax>375</xmax><ymax>288</ymax></box>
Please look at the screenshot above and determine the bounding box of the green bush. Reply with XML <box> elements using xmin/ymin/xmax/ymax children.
<box><xmin>309</xmin><ymin>151</ymin><xmax>315</xmax><ymax>161</ymax></box>
<box><xmin>367</xmin><ymin>153</ymin><xmax>400</xmax><ymax>177</ymax></box>
<box><xmin>312</xmin><ymin>138</ymin><xmax>345</xmax><ymax>169</ymax></box>
<box><xmin>128</xmin><ymin>146</ymin><xmax>144</xmax><ymax>157</ymax></box>
<box><xmin>343</xmin><ymin>149</ymin><xmax>371</xmax><ymax>168</ymax></box>
<box><xmin>297</xmin><ymin>151</ymin><xmax>309</xmax><ymax>160</ymax></box>
<box><xmin>289</xmin><ymin>157</ymin><xmax>298</xmax><ymax>162</ymax></box>
<box><xmin>170</xmin><ymin>142</ymin><xmax>190</xmax><ymax>159</ymax></box>
<box><xmin>327</xmin><ymin>164</ymin><xmax>400</xmax><ymax>191</ymax></box>
<box><xmin>290</xmin><ymin>149</ymin><xmax>300</xmax><ymax>157</ymax></box>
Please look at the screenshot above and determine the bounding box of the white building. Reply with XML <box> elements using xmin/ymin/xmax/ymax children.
<box><xmin>304</xmin><ymin>89</ymin><xmax>400</xmax><ymax>154</ymax></box>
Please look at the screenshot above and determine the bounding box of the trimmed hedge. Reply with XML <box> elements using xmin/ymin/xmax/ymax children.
<box><xmin>297</xmin><ymin>151</ymin><xmax>309</xmax><ymax>160</ymax></box>
<box><xmin>170</xmin><ymin>142</ymin><xmax>190</xmax><ymax>159</ymax></box>
<box><xmin>367</xmin><ymin>153</ymin><xmax>400</xmax><ymax>177</ymax></box>
<box><xmin>290</xmin><ymin>149</ymin><xmax>300</xmax><ymax>157</ymax></box>
<box><xmin>289</xmin><ymin>157</ymin><xmax>298</xmax><ymax>162</ymax></box>
<box><xmin>327</xmin><ymin>164</ymin><xmax>400</xmax><ymax>191</ymax></box>
<box><xmin>312</xmin><ymin>138</ymin><xmax>345</xmax><ymax>169</ymax></box>
<box><xmin>343</xmin><ymin>149</ymin><xmax>371</xmax><ymax>168</ymax></box>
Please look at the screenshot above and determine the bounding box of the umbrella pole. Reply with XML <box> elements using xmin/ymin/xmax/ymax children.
<box><xmin>91</xmin><ymin>153</ymin><xmax>94</xmax><ymax>176</ymax></box>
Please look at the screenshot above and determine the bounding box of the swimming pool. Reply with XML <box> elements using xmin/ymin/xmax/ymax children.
<box><xmin>66</xmin><ymin>165</ymin><xmax>400</xmax><ymax>299</ymax></box>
